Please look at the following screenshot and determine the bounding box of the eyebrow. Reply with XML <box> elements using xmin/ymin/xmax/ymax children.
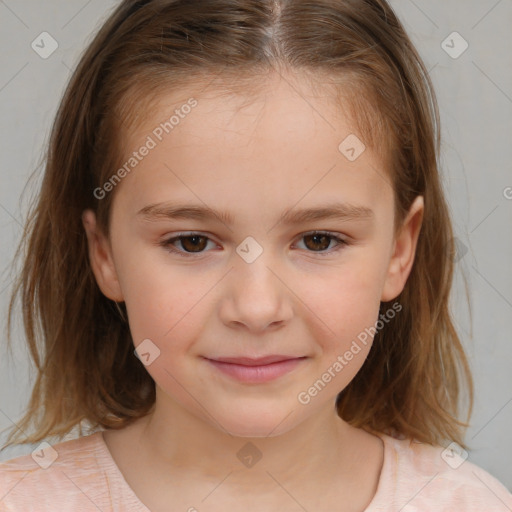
<box><xmin>137</xmin><ymin>201</ymin><xmax>374</xmax><ymax>227</ymax></box>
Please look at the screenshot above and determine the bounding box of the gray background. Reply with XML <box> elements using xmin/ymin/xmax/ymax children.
<box><xmin>0</xmin><ymin>0</ymin><xmax>511</xmax><ymax>491</ymax></box>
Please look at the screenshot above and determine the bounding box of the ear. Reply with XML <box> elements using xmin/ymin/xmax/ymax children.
<box><xmin>82</xmin><ymin>209</ymin><xmax>124</xmax><ymax>302</ymax></box>
<box><xmin>381</xmin><ymin>195</ymin><xmax>424</xmax><ymax>302</ymax></box>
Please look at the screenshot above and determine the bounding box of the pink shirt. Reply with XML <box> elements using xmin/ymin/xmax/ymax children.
<box><xmin>1</xmin><ymin>431</ymin><xmax>511</xmax><ymax>511</ymax></box>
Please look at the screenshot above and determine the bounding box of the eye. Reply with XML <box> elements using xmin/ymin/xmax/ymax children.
<box><xmin>160</xmin><ymin>231</ymin><xmax>349</xmax><ymax>258</ymax></box>
<box><xmin>294</xmin><ymin>231</ymin><xmax>348</xmax><ymax>255</ymax></box>
<box><xmin>160</xmin><ymin>232</ymin><xmax>217</xmax><ymax>256</ymax></box>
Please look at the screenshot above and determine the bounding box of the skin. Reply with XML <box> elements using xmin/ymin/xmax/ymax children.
<box><xmin>82</xmin><ymin>70</ymin><xmax>423</xmax><ymax>511</ymax></box>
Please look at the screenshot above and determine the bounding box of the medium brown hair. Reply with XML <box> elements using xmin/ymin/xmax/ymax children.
<box><xmin>3</xmin><ymin>0</ymin><xmax>473</xmax><ymax>450</ymax></box>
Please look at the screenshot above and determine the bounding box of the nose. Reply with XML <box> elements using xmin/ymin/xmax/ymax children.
<box><xmin>218</xmin><ymin>252</ymin><xmax>294</xmax><ymax>333</ymax></box>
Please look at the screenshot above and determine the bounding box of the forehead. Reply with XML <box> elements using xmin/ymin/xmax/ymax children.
<box><xmin>113</xmin><ymin>71</ymin><xmax>393</xmax><ymax>222</ymax></box>
<box><xmin>124</xmin><ymin>69</ymin><xmax>380</xmax><ymax>151</ymax></box>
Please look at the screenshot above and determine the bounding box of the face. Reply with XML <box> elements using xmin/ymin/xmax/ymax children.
<box><xmin>83</xmin><ymin>71</ymin><xmax>423</xmax><ymax>438</ymax></box>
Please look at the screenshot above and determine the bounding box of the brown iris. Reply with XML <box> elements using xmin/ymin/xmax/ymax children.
<box><xmin>180</xmin><ymin>235</ymin><xmax>208</xmax><ymax>252</ymax></box>
<box><xmin>303</xmin><ymin>233</ymin><xmax>331</xmax><ymax>251</ymax></box>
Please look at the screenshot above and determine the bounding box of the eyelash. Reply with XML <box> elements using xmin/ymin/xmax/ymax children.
<box><xmin>159</xmin><ymin>231</ymin><xmax>349</xmax><ymax>258</ymax></box>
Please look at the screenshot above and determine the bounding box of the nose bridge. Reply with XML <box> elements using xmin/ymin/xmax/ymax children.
<box><xmin>219</xmin><ymin>236</ymin><xmax>293</xmax><ymax>330</ymax></box>
<box><xmin>234</xmin><ymin>236</ymin><xmax>281</xmax><ymax>301</ymax></box>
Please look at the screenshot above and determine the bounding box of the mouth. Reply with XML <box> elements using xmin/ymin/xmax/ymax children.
<box><xmin>203</xmin><ymin>355</ymin><xmax>307</xmax><ymax>383</ymax></box>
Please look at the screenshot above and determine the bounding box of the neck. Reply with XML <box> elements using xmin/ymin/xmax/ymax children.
<box><xmin>134</xmin><ymin>387</ymin><xmax>374</xmax><ymax>492</ymax></box>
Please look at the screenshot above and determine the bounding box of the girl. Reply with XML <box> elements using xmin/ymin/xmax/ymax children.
<box><xmin>1</xmin><ymin>0</ymin><xmax>511</xmax><ymax>510</ymax></box>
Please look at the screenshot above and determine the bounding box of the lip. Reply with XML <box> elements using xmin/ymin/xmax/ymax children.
<box><xmin>204</xmin><ymin>355</ymin><xmax>306</xmax><ymax>383</ymax></box>
<box><xmin>210</xmin><ymin>355</ymin><xmax>302</xmax><ymax>366</ymax></box>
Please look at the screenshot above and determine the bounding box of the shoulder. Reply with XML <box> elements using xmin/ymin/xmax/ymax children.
<box><xmin>373</xmin><ymin>433</ymin><xmax>512</xmax><ymax>511</ymax></box>
<box><xmin>0</xmin><ymin>432</ymin><xmax>111</xmax><ymax>511</ymax></box>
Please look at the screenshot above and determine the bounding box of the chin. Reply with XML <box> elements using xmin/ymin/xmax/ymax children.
<box><xmin>212</xmin><ymin>405</ymin><xmax>300</xmax><ymax>439</ymax></box>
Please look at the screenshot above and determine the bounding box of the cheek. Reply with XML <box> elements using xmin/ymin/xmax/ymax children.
<box><xmin>119</xmin><ymin>264</ymin><xmax>214</xmax><ymax>397</ymax></box>
<box><xmin>122</xmin><ymin>269</ymin><xmax>210</xmax><ymax>347</ymax></box>
<box><xmin>296</xmin><ymin>256</ymin><xmax>385</xmax><ymax>344</ymax></box>
<box><xmin>291</xmin><ymin>262</ymin><xmax>384</xmax><ymax>399</ymax></box>
<box><xmin>112</xmin><ymin>238</ymin><xmax>210</xmax><ymax>350</ymax></box>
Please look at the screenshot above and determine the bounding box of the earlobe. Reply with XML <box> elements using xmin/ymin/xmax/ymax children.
<box><xmin>82</xmin><ymin>209</ymin><xmax>124</xmax><ymax>302</ymax></box>
<box><xmin>381</xmin><ymin>196</ymin><xmax>424</xmax><ymax>302</ymax></box>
